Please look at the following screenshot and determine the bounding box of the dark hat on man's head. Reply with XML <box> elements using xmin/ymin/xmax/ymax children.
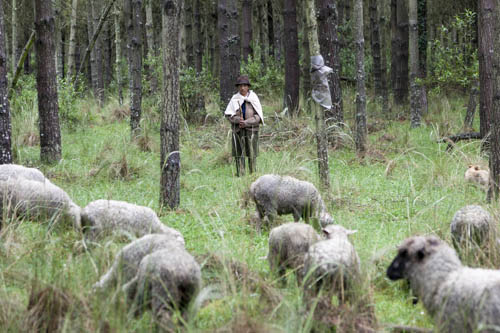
<box><xmin>235</xmin><ymin>75</ymin><xmax>251</xmax><ymax>86</ymax></box>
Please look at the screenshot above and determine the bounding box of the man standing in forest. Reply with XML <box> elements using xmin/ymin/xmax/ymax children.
<box><xmin>224</xmin><ymin>75</ymin><xmax>264</xmax><ymax>176</ymax></box>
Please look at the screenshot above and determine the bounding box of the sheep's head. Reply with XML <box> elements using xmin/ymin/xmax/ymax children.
<box><xmin>322</xmin><ymin>224</ymin><xmax>357</xmax><ymax>240</ymax></box>
<box><xmin>319</xmin><ymin>212</ymin><xmax>335</xmax><ymax>227</ymax></box>
<box><xmin>386</xmin><ymin>235</ymin><xmax>442</xmax><ymax>280</ymax></box>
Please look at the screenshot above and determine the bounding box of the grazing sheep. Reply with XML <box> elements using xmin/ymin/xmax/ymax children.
<box><xmin>249</xmin><ymin>174</ymin><xmax>334</xmax><ymax>230</ymax></box>
<box><xmin>0</xmin><ymin>178</ymin><xmax>81</xmax><ymax>230</ymax></box>
<box><xmin>81</xmin><ymin>200</ymin><xmax>183</xmax><ymax>243</ymax></box>
<box><xmin>93</xmin><ymin>234</ymin><xmax>185</xmax><ymax>291</ymax></box>
<box><xmin>465</xmin><ymin>164</ymin><xmax>489</xmax><ymax>190</ymax></box>
<box><xmin>387</xmin><ymin>235</ymin><xmax>500</xmax><ymax>333</ymax></box>
<box><xmin>302</xmin><ymin>225</ymin><xmax>359</xmax><ymax>299</ymax></box>
<box><xmin>268</xmin><ymin>222</ymin><xmax>321</xmax><ymax>278</ymax></box>
<box><xmin>450</xmin><ymin>205</ymin><xmax>494</xmax><ymax>251</ymax></box>
<box><xmin>123</xmin><ymin>247</ymin><xmax>201</xmax><ymax>326</ymax></box>
<box><xmin>0</xmin><ymin>164</ymin><xmax>46</xmax><ymax>182</ymax></box>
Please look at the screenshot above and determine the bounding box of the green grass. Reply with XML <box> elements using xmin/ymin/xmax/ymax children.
<box><xmin>1</xmin><ymin>88</ymin><xmax>497</xmax><ymax>331</ymax></box>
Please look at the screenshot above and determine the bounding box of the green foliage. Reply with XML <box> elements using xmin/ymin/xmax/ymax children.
<box><xmin>57</xmin><ymin>77</ymin><xmax>88</xmax><ymax>127</ymax></box>
<box><xmin>240</xmin><ymin>53</ymin><xmax>284</xmax><ymax>99</ymax></box>
<box><xmin>179</xmin><ymin>66</ymin><xmax>219</xmax><ymax>119</ymax></box>
<box><xmin>427</xmin><ymin>10</ymin><xmax>478</xmax><ymax>91</ymax></box>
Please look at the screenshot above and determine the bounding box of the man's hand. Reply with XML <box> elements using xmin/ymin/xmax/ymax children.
<box><xmin>239</xmin><ymin>119</ymin><xmax>246</xmax><ymax>128</ymax></box>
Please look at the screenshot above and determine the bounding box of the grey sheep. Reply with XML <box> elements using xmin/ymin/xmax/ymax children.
<box><xmin>0</xmin><ymin>164</ymin><xmax>46</xmax><ymax>182</ymax></box>
<box><xmin>123</xmin><ymin>247</ymin><xmax>201</xmax><ymax>326</ymax></box>
<box><xmin>93</xmin><ymin>234</ymin><xmax>185</xmax><ymax>291</ymax></box>
<box><xmin>249</xmin><ymin>174</ymin><xmax>334</xmax><ymax>230</ymax></box>
<box><xmin>387</xmin><ymin>235</ymin><xmax>500</xmax><ymax>332</ymax></box>
<box><xmin>0</xmin><ymin>177</ymin><xmax>81</xmax><ymax>230</ymax></box>
<box><xmin>268</xmin><ymin>222</ymin><xmax>321</xmax><ymax>278</ymax></box>
<box><xmin>450</xmin><ymin>205</ymin><xmax>494</xmax><ymax>250</ymax></box>
<box><xmin>81</xmin><ymin>199</ymin><xmax>184</xmax><ymax>243</ymax></box>
<box><xmin>302</xmin><ymin>225</ymin><xmax>360</xmax><ymax>299</ymax></box>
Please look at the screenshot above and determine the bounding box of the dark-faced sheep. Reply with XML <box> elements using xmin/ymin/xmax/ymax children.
<box><xmin>387</xmin><ymin>235</ymin><xmax>500</xmax><ymax>333</ymax></box>
<box><xmin>249</xmin><ymin>174</ymin><xmax>334</xmax><ymax>230</ymax></box>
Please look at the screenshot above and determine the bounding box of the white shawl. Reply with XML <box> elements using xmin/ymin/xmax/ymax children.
<box><xmin>224</xmin><ymin>91</ymin><xmax>264</xmax><ymax>125</ymax></box>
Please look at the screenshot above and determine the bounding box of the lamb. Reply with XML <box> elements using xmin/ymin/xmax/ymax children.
<box><xmin>387</xmin><ymin>235</ymin><xmax>500</xmax><ymax>332</ymax></box>
<box><xmin>465</xmin><ymin>164</ymin><xmax>489</xmax><ymax>190</ymax></box>
<box><xmin>81</xmin><ymin>199</ymin><xmax>184</xmax><ymax>243</ymax></box>
<box><xmin>0</xmin><ymin>164</ymin><xmax>46</xmax><ymax>182</ymax></box>
<box><xmin>0</xmin><ymin>177</ymin><xmax>81</xmax><ymax>230</ymax></box>
<box><xmin>450</xmin><ymin>205</ymin><xmax>494</xmax><ymax>251</ymax></box>
<box><xmin>249</xmin><ymin>174</ymin><xmax>334</xmax><ymax>230</ymax></box>
<box><xmin>268</xmin><ymin>222</ymin><xmax>321</xmax><ymax>278</ymax></box>
<box><xmin>93</xmin><ymin>234</ymin><xmax>185</xmax><ymax>291</ymax></box>
<box><xmin>123</xmin><ymin>247</ymin><xmax>201</xmax><ymax>326</ymax></box>
<box><xmin>302</xmin><ymin>225</ymin><xmax>360</xmax><ymax>299</ymax></box>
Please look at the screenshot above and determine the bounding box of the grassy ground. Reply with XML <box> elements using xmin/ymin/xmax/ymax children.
<box><xmin>0</xmin><ymin>87</ymin><xmax>497</xmax><ymax>331</ymax></box>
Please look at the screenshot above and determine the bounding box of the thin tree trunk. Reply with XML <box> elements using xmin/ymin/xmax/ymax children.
<box><xmin>145</xmin><ymin>0</ymin><xmax>158</xmax><ymax>93</ymax></box>
<box><xmin>409</xmin><ymin>0</ymin><xmax>421</xmax><ymax>128</ymax></box>
<box><xmin>390</xmin><ymin>0</ymin><xmax>397</xmax><ymax>89</ymax></box>
<box><xmin>379</xmin><ymin>0</ymin><xmax>390</xmax><ymax>113</ymax></box>
<box><xmin>272</xmin><ymin>0</ymin><xmax>283</xmax><ymax>62</ymax></box>
<box><xmin>394</xmin><ymin>0</ymin><xmax>409</xmax><ymax>105</ymax></box>
<box><xmin>35</xmin><ymin>0</ymin><xmax>62</xmax><ymax>164</ymax></box>
<box><xmin>267</xmin><ymin>0</ymin><xmax>274</xmax><ymax>58</ymax></box>
<box><xmin>305</xmin><ymin>0</ymin><xmax>330</xmax><ymax>190</ymax></box>
<box><xmin>464</xmin><ymin>80</ymin><xmax>479</xmax><ymax>132</ymax></box>
<box><xmin>370</xmin><ymin>0</ymin><xmax>383</xmax><ymax>97</ymax></box>
<box><xmin>283</xmin><ymin>0</ymin><xmax>300</xmax><ymax>116</ymax></box>
<box><xmin>0</xmin><ymin>0</ymin><xmax>12</xmax><ymax>165</ymax></box>
<box><xmin>258</xmin><ymin>1</ymin><xmax>268</xmax><ymax>68</ymax></box>
<box><xmin>9</xmin><ymin>31</ymin><xmax>35</xmax><ymax>98</ymax></box>
<box><xmin>11</xmin><ymin>0</ymin><xmax>18</xmax><ymax>74</ymax></box>
<box><xmin>208</xmin><ymin>0</ymin><xmax>218</xmax><ymax>78</ymax></box>
<box><xmin>417</xmin><ymin>0</ymin><xmax>427</xmax><ymax>114</ymax></box>
<box><xmin>300</xmin><ymin>3</ymin><xmax>311</xmax><ymax>108</ymax></box>
<box><xmin>194</xmin><ymin>0</ymin><xmax>205</xmax><ymax>122</ymax></box>
<box><xmin>218</xmin><ymin>0</ymin><xmax>240</xmax><ymax>108</ymax></box>
<box><xmin>185</xmin><ymin>0</ymin><xmax>194</xmax><ymax>68</ymax></box>
<box><xmin>90</xmin><ymin>0</ymin><xmax>104</xmax><ymax>103</ymax></box>
<box><xmin>114</xmin><ymin>3</ymin><xmax>124</xmax><ymax>105</ymax></box>
<box><xmin>55</xmin><ymin>0</ymin><xmax>64</xmax><ymax>79</ymax></box>
<box><xmin>160</xmin><ymin>0</ymin><xmax>182</xmax><ymax>209</ymax></box>
<box><xmin>479</xmin><ymin>0</ymin><xmax>494</xmax><ymax>147</ymax></box>
<box><xmin>67</xmin><ymin>0</ymin><xmax>78</xmax><ymax>79</ymax></box>
<box><xmin>488</xmin><ymin>0</ymin><xmax>500</xmax><ymax>201</ymax></box>
<box><xmin>354</xmin><ymin>0</ymin><xmax>367</xmax><ymax>155</ymax></box>
<box><xmin>242</xmin><ymin>0</ymin><xmax>253</xmax><ymax>63</ymax></box>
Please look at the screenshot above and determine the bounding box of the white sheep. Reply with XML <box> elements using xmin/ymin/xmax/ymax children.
<box><xmin>249</xmin><ymin>174</ymin><xmax>334</xmax><ymax>230</ymax></box>
<box><xmin>123</xmin><ymin>247</ymin><xmax>201</xmax><ymax>326</ymax></box>
<box><xmin>302</xmin><ymin>225</ymin><xmax>359</xmax><ymax>299</ymax></box>
<box><xmin>81</xmin><ymin>200</ymin><xmax>183</xmax><ymax>243</ymax></box>
<box><xmin>464</xmin><ymin>164</ymin><xmax>489</xmax><ymax>190</ymax></box>
<box><xmin>0</xmin><ymin>164</ymin><xmax>46</xmax><ymax>182</ymax></box>
<box><xmin>268</xmin><ymin>222</ymin><xmax>321</xmax><ymax>279</ymax></box>
<box><xmin>93</xmin><ymin>234</ymin><xmax>185</xmax><ymax>291</ymax></box>
<box><xmin>450</xmin><ymin>205</ymin><xmax>494</xmax><ymax>251</ymax></box>
<box><xmin>387</xmin><ymin>235</ymin><xmax>500</xmax><ymax>332</ymax></box>
<box><xmin>0</xmin><ymin>177</ymin><xmax>81</xmax><ymax>230</ymax></box>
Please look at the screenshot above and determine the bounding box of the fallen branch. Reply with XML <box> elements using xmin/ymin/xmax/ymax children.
<box><xmin>437</xmin><ymin>132</ymin><xmax>482</xmax><ymax>151</ymax></box>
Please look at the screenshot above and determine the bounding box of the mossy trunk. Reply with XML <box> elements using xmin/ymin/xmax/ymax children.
<box><xmin>0</xmin><ymin>0</ymin><xmax>12</xmax><ymax>165</ymax></box>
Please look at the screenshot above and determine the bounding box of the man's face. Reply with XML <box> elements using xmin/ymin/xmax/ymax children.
<box><xmin>238</xmin><ymin>84</ymin><xmax>249</xmax><ymax>96</ymax></box>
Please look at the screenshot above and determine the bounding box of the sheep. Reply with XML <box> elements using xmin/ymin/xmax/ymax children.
<box><xmin>123</xmin><ymin>247</ymin><xmax>201</xmax><ymax>326</ymax></box>
<box><xmin>0</xmin><ymin>177</ymin><xmax>81</xmax><ymax>230</ymax></box>
<box><xmin>450</xmin><ymin>205</ymin><xmax>494</xmax><ymax>251</ymax></box>
<box><xmin>387</xmin><ymin>235</ymin><xmax>500</xmax><ymax>333</ymax></box>
<box><xmin>81</xmin><ymin>199</ymin><xmax>184</xmax><ymax>243</ymax></box>
<box><xmin>268</xmin><ymin>222</ymin><xmax>321</xmax><ymax>279</ymax></box>
<box><xmin>465</xmin><ymin>164</ymin><xmax>489</xmax><ymax>190</ymax></box>
<box><xmin>93</xmin><ymin>234</ymin><xmax>185</xmax><ymax>291</ymax></box>
<box><xmin>0</xmin><ymin>164</ymin><xmax>46</xmax><ymax>182</ymax></box>
<box><xmin>249</xmin><ymin>174</ymin><xmax>334</xmax><ymax>230</ymax></box>
<box><xmin>302</xmin><ymin>224</ymin><xmax>360</xmax><ymax>300</ymax></box>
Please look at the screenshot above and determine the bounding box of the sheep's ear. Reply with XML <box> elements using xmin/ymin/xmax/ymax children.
<box><xmin>322</xmin><ymin>228</ymin><xmax>330</xmax><ymax>236</ymax></box>
<box><xmin>475</xmin><ymin>166</ymin><xmax>480</xmax><ymax>171</ymax></box>
<box><xmin>468</xmin><ymin>165</ymin><xmax>472</xmax><ymax>169</ymax></box>
<box><xmin>346</xmin><ymin>229</ymin><xmax>357</xmax><ymax>235</ymax></box>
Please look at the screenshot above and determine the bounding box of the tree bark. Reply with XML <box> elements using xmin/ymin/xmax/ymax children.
<box><xmin>242</xmin><ymin>0</ymin><xmax>253</xmax><ymax>63</ymax></box>
<box><xmin>90</xmin><ymin>0</ymin><xmax>105</xmax><ymax>103</ymax></box>
<box><xmin>354</xmin><ymin>0</ymin><xmax>367</xmax><ymax>156</ymax></box>
<box><xmin>283</xmin><ymin>0</ymin><xmax>300</xmax><ymax>116</ymax></box>
<box><xmin>258</xmin><ymin>1</ymin><xmax>269</xmax><ymax>68</ymax></box>
<box><xmin>305</xmin><ymin>0</ymin><xmax>330</xmax><ymax>190</ymax></box>
<box><xmin>193</xmin><ymin>0</ymin><xmax>206</xmax><ymax>121</ymax></box>
<box><xmin>185</xmin><ymin>0</ymin><xmax>194</xmax><ymax>68</ymax></box>
<box><xmin>370</xmin><ymin>0</ymin><xmax>383</xmax><ymax>97</ymax></box>
<box><xmin>464</xmin><ymin>80</ymin><xmax>479</xmax><ymax>132</ymax></box>
<box><xmin>67</xmin><ymin>0</ymin><xmax>79</xmax><ymax>79</ymax></box>
<box><xmin>300</xmin><ymin>3</ymin><xmax>311</xmax><ymax>107</ymax></box>
<box><xmin>35</xmin><ymin>0</ymin><xmax>62</xmax><ymax>163</ymax></box>
<box><xmin>54</xmin><ymin>0</ymin><xmax>64</xmax><ymax>79</ymax></box>
<box><xmin>487</xmin><ymin>1</ymin><xmax>500</xmax><ymax>201</ymax></box>
<box><xmin>126</xmin><ymin>0</ymin><xmax>144</xmax><ymax>136</ymax></box>
<box><xmin>390</xmin><ymin>0</ymin><xmax>397</xmax><ymax>88</ymax></box>
<box><xmin>114</xmin><ymin>2</ymin><xmax>124</xmax><ymax>105</ymax></box>
<box><xmin>9</xmin><ymin>31</ymin><xmax>35</xmax><ymax>98</ymax></box>
<box><xmin>218</xmin><ymin>0</ymin><xmax>240</xmax><ymax>108</ymax></box>
<box><xmin>0</xmin><ymin>0</ymin><xmax>12</xmax><ymax>165</ymax></box>
<box><xmin>160</xmin><ymin>0</ymin><xmax>182</xmax><ymax>209</ymax></box>
<box><xmin>11</xmin><ymin>0</ymin><xmax>18</xmax><ymax>74</ymax></box>
<box><xmin>417</xmin><ymin>0</ymin><xmax>428</xmax><ymax>114</ymax></box>
<box><xmin>316</xmin><ymin>0</ymin><xmax>343</xmax><ymax>127</ymax></box>
<box><xmin>479</xmin><ymin>0</ymin><xmax>494</xmax><ymax>146</ymax></box>
<box><xmin>409</xmin><ymin>0</ymin><xmax>421</xmax><ymax>128</ymax></box>
<box><xmin>272</xmin><ymin>0</ymin><xmax>283</xmax><ymax>62</ymax></box>
<box><xmin>145</xmin><ymin>0</ymin><xmax>158</xmax><ymax>93</ymax></box>
<box><xmin>379</xmin><ymin>0</ymin><xmax>390</xmax><ymax>113</ymax></box>
<box><xmin>394</xmin><ymin>0</ymin><xmax>409</xmax><ymax>105</ymax></box>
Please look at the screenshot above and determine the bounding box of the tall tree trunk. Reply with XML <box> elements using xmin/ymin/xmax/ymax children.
<box><xmin>114</xmin><ymin>3</ymin><xmax>124</xmax><ymax>105</ymax></box>
<box><xmin>272</xmin><ymin>0</ymin><xmax>283</xmax><ymax>62</ymax></box>
<box><xmin>91</xmin><ymin>0</ymin><xmax>104</xmax><ymax>104</ymax></box>
<box><xmin>208</xmin><ymin>0</ymin><xmax>218</xmax><ymax>78</ymax></box>
<box><xmin>67</xmin><ymin>0</ymin><xmax>78</xmax><ymax>79</ymax></box>
<box><xmin>479</xmin><ymin>0</ymin><xmax>494</xmax><ymax>146</ymax></box>
<box><xmin>354</xmin><ymin>0</ymin><xmax>367</xmax><ymax>156</ymax></box>
<box><xmin>417</xmin><ymin>0</ymin><xmax>427</xmax><ymax>114</ymax></box>
<box><xmin>488</xmin><ymin>0</ymin><xmax>500</xmax><ymax>201</ymax></box>
<box><xmin>35</xmin><ymin>0</ymin><xmax>62</xmax><ymax>164</ymax></box>
<box><xmin>160</xmin><ymin>0</ymin><xmax>182</xmax><ymax>209</ymax></box>
<box><xmin>300</xmin><ymin>3</ymin><xmax>311</xmax><ymax>107</ymax></box>
<box><xmin>11</xmin><ymin>0</ymin><xmax>18</xmax><ymax>74</ymax></box>
<box><xmin>305</xmin><ymin>0</ymin><xmax>330</xmax><ymax>190</ymax></box>
<box><xmin>193</xmin><ymin>0</ymin><xmax>205</xmax><ymax>121</ymax></box>
<box><xmin>258</xmin><ymin>1</ymin><xmax>269</xmax><ymax>68</ymax></box>
<box><xmin>54</xmin><ymin>0</ymin><xmax>64</xmax><ymax>79</ymax></box>
<box><xmin>126</xmin><ymin>0</ymin><xmax>144</xmax><ymax>136</ymax></box>
<box><xmin>185</xmin><ymin>0</ymin><xmax>194</xmax><ymax>68</ymax></box>
<box><xmin>409</xmin><ymin>0</ymin><xmax>421</xmax><ymax>127</ymax></box>
<box><xmin>464</xmin><ymin>80</ymin><xmax>479</xmax><ymax>132</ymax></box>
<box><xmin>394</xmin><ymin>0</ymin><xmax>409</xmax><ymax>105</ymax></box>
<box><xmin>283</xmin><ymin>0</ymin><xmax>300</xmax><ymax>116</ymax></box>
<box><xmin>370</xmin><ymin>0</ymin><xmax>383</xmax><ymax>97</ymax></box>
<box><xmin>87</xmin><ymin>1</ymin><xmax>98</xmax><ymax>98</ymax></box>
<box><xmin>218</xmin><ymin>0</ymin><xmax>240</xmax><ymax>108</ymax></box>
<box><xmin>0</xmin><ymin>0</ymin><xmax>12</xmax><ymax>165</ymax></box>
<box><xmin>145</xmin><ymin>0</ymin><xmax>158</xmax><ymax>93</ymax></box>
<box><xmin>379</xmin><ymin>0</ymin><xmax>390</xmax><ymax>113</ymax></box>
<box><xmin>316</xmin><ymin>0</ymin><xmax>343</xmax><ymax>127</ymax></box>
<box><xmin>267</xmin><ymin>0</ymin><xmax>274</xmax><ymax>58</ymax></box>
<box><xmin>390</xmin><ymin>0</ymin><xmax>397</xmax><ymax>88</ymax></box>
<box><xmin>242</xmin><ymin>0</ymin><xmax>253</xmax><ymax>63</ymax></box>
